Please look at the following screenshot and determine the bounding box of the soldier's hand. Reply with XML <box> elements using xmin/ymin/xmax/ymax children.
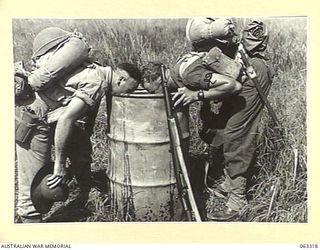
<box><xmin>47</xmin><ymin>162</ymin><xmax>68</xmax><ymax>189</ymax></box>
<box><xmin>172</xmin><ymin>87</ymin><xmax>198</xmax><ymax>107</ymax></box>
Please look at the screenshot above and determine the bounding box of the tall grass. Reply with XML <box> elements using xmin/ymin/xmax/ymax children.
<box><xmin>13</xmin><ymin>18</ymin><xmax>189</xmax><ymax>68</ymax></box>
<box><xmin>242</xmin><ymin>17</ymin><xmax>307</xmax><ymax>222</ymax></box>
<box><xmin>12</xmin><ymin>17</ymin><xmax>307</xmax><ymax>222</ymax></box>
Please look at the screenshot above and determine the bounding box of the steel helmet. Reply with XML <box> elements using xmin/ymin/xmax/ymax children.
<box><xmin>31</xmin><ymin>163</ymin><xmax>69</xmax><ymax>213</ymax></box>
<box><xmin>32</xmin><ymin>27</ymin><xmax>72</xmax><ymax>59</ymax></box>
<box><xmin>186</xmin><ymin>17</ymin><xmax>236</xmax><ymax>47</ymax></box>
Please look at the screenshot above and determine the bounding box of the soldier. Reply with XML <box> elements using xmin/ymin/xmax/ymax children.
<box><xmin>205</xmin><ymin>20</ymin><xmax>275</xmax><ymax>221</ymax></box>
<box><xmin>15</xmin><ymin>27</ymin><xmax>142</xmax><ymax>223</ymax></box>
<box><xmin>142</xmin><ymin>18</ymin><xmax>275</xmax><ymax>221</ymax></box>
<box><xmin>141</xmin><ymin>17</ymin><xmax>242</xmax><ymax>221</ymax></box>
<box><xmin>142</xmin><ymin>18</ymin><xmax>242</xmax><ymax>102</ymax></box>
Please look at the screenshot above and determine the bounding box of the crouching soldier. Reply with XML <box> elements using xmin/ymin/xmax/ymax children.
<box><xmin>205</xmin><ymin>20</ymin><xmax>275</xmax><ymax>221</ymax></box>
<box><xmin>142</xmin><ymin>18</ymin><xmax>275</xmax><ymax>221</ymax></box>
<box><xmin>180</xmin><ymin>18</ymin><xmax>275</xmax><ymax>221</ymax></box>
<box><xmin>141</xmin><ymin>19</ymin><xmax>242</xmax><ymax>107</ymax></box>
<box><xmin>141</xmin><ymin>17</ymin><xmax>242</xmax><ymax>219</ymax></box>
<box><xmin>15</xmin><ymin>27</ymin><xmax>141</xmax><ymax>223</ymax></box>
<box><xmin>152</xmin><ymin>18</ymin><xmax>274</xmax><ymax>222</ymax></box>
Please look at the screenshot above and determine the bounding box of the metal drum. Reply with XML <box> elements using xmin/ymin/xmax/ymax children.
<box><xmin>106</xmin><ymin>90</ymin><xmax>189</xmax><ymax>221</ymax></box>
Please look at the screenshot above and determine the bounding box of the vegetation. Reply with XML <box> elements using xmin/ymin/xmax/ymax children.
<box><xmin>13</xmin><ymin>17</ymin><xmax>307</xmax><ymax>222</ymax></box>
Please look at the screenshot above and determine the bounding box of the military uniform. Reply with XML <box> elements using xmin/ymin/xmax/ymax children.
<box><xmin>170</xmin><ymin>52</ymin><xmax>221</xmax><ymax>91</ymax></box>
<box><xmin>204</xmin><ymin>20</ymin><xmax>276</xmax><ymax>220</ymax></box>
<box><xmin>16</xmin><ymin>63</ymin><xmax>111</xmax><ymax>222</ymax></box>
<box><xmin>220</xmin><ymin>57</ymin><xmax>275</xmax><ymax>211</ymax></box>
<box><xmin>177</xmin><ymin>18</ymin><xmax>276</xmax><ymax>220</ymax></box>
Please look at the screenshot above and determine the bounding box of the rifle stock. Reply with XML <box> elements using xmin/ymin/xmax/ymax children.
<box><xmin>160</xmin><ymin>65</ymin><xmax>201</xmax><ymax>222</ymax></box>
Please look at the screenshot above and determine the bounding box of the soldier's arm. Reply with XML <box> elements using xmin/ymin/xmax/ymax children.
<box><xmin>200</xmin><ymin>73</ymin><xmax>242</xmax><ymax>99</ymax></box>
<box><xmin>47</xmin><ymin>96</ymin><xmax>88</xmax><ymax>189</ymax></box>
<box><xmin>172</xmin><ymin>73</ymin><xmax>242</xmax><ymax>107</ymax></box>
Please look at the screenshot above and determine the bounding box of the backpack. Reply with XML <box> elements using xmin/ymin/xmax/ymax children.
<box><xmin>28</xmin><ymin>33</ymin><xmax>90</xmax><ymax>91</ymax></box>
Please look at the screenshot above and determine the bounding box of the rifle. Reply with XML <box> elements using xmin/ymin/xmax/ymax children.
<box><xmin>238</xmin><ymin>49</ymin><xmax>280</xmax><ymax>127</ymax></box>
<box><xmin>160</xmin><ymin>64</ymin><xmax>201</xmax><ymax>222</ymax></box>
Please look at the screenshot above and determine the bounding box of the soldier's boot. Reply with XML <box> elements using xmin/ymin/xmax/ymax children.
<box><xmin>213</xmin><ymin>170</ymin><xmax>231</xmax><ymax>199</ymax></box>
<box><xmin>208</xmin><ymin>174</ymin><xmax>247</xmax><ymax>221</ymax></box>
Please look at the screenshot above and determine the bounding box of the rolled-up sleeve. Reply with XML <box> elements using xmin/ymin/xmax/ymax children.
<box><xmin>183</xmin><ymin>63</ymin><xmax>212</xmax><ymax>91</ymax></box>
<box><xmin>66</xmin><ymin>67</ymin><xmax>107</xmax><ymax>106</ymax></box>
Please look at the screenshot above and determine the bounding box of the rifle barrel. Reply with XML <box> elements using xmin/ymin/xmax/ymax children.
<box><xmin>160</xmin><ymin>64</ymin><xmax>201</xmax><ymax>222</ymax></box>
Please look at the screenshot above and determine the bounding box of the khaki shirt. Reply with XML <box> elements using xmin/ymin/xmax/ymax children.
<box><xmin>38</xmin><ymin>63</ymin><xmax>111</xmax><ymax>111</ymax></box>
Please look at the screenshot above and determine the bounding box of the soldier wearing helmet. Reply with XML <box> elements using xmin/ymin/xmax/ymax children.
<box><xmin>15</xmin><ymin>26</ymin><xmax>142</xmax><ymax>223</ymax></box>
<box><xmin>186</xmin><ymin>17</ymin><xmax>238</xmax><ymax>55</ymax></box>
<box><xmin>141</xmin><ymin>18</ymin><xmax>242</xmax><ymax>103</ymax></box>
<box><xmin>202</xmin><ymin>20</ymin><xmax>275</xmax><ymax>222</ymax></box>
<box><xmin>141</xmin><ymin>18</ymin><xmax>275</xmax><ymax>222</ymax></box>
